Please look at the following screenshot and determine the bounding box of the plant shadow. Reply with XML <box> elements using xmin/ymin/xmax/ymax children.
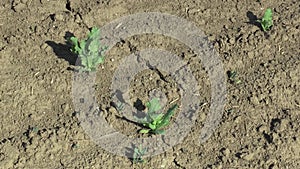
<box><xmin>115</xmin><ymin>115</ymin><xmax>144</xmax><ymax>128</ymax></box>
<box><xmin>125</xmin><ymin>143</ymin><xmax>147</xmax><ymax>164</ymax></box>
<box><xmin>125</xmin><ymin>143</ymin><xmax>136</xmax><ymax>160</ymax></box>
<box><xmin>45</xmin><ymin>31</ymin><xmax>78</xmax><ymax>66</ymax></box>
<box><xmin>246</xmin><ymin>11</ymin><xmax>261</xmax><ymax>30</ymax></box>
<box><xmin>134</xmin><ymin>98</ymin><xmax>146</xmax><ymax>112</ymax></box>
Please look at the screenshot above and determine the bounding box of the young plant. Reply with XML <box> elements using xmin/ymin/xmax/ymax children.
<box><xmin>137</xmin><ymin>98</ymin><xmax>178</xmax><ymax>134</ymax></box>
<box><xmin>132</xmin><ymin>145</ymin><xmax>147</xmax><ymax>163</ymax></box>
<box><xmin>257</xmin><ymin>8</ymin><xmax>273</xmax><ymax>31</ymax></box>
<box><xmin>227</xmin><ymin>70</ymin><xmax>241</xmax><ymax>84</ymax></box>
<box><xmin>70</xmin><ymin>27</ymin><xmax>107</xmax><ymax>72</ymax></box>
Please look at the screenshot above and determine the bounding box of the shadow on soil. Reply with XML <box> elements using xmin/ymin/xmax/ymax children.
<box><xmin>246</xmin><ymin>11</ymin><xmax>261</xmax><ymax>29</ymax></box>
<box><xmin>125</xmin><ymin>143</ymin><xmax>135</xmax><ymax>161</ymax></box>
<box><xmin>46</xmin><ymin>31</ymin><xmax>78</xmax><ymax>66</ymax></box>
<box><xmin>125</xmin><ymin>143</ymin><xmax>146</xmax><ymax>164</ymax></box>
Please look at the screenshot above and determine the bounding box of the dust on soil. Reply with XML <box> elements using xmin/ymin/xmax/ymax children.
<box><xmin>0</xmin><ymin>0</ymin><xmax>299</xmax><ymax>168</ymax></box>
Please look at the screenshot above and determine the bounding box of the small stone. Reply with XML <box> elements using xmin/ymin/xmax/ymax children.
<box><xmin>272</xmin><ymin>133</ymin><xmax>279</xmax><ymax>140</ymax></box>
<box><xmin>21</xmin><ymin>0</ymin><xmax>28</xmax><ymax>4</ymax></box>
<box><xmin>211</xmin><ymin>164</ymin><xmax>222</xmax><ymax>169</ymax></box>
<box><xmin>61</xmin><ymin>103</ymin><xmax>69</xmax><ymax>113</ymax></box>
<box><xmin>247</xmin><ymin>51</ymin><xmax>254</xmax><ymax>59</ymax></box>
<box><xmin>282</xmin><ymin>34</ymin><xmax>289</xmax><ymax>41</ymax></box>
<box><xmin>230</xmin><ymin>17</ymin><xmax>236</xmax><ymax>22</ymax></box>
<box><xmin>229</xmin><ymin>37</ymin><xmax>235</xmax><ymax>44</ymax></box>
<box><xmin>279</xmin><ymin>119</ymin><xmax>288</xmax><ymax>132</ymax></box>
<box><xmin>208</xmin><ymin>35</ymin><xmax>215</xmax><ymax>41</ymax></box>
<box><xmin>57</xmin><ymin>127</ymin><xmax>65</xmax><ymax>136</ymax></box>
<box><xmin>199</xmin><ymin>113</ymin><xmax>206</xmax><ymax>121</ymax></box>
<box><xmin>13</xmin><ymin>3</ymin><xmax>26</xmax><ymax>12</ymax></box>
<box><xmin>222</xmin><ymin>148</ymin><xmax>230</xmax><ymax>157</ymax></box>
<box><xmin>234</xmin><ymin>116</ymin><xmax>242</xmax><ymax>123</ymax></box>
<box><xmin>49</xmin><ymin>154</ymin><xmax>54</xmax><ymax>160</ymax></box>
<box><xmin>250</xmin><ymin>96</ymin><xmax>259</xmax><ymax>105</ymax></box>
<box><xmin>258</xmin><ymin>125</ymin><xmax>268</xmax><ymax>133</ymax></box>
<box><xmin>41</xmin><ymin>43</ymin><xmax>51</xmax><ymax>52</ymax></box>
<box><xmin>55</xmin><ymin>13</ymin><xmax>64</xmax><ymax>21</ymax></box>
<box><xmin>160</xmin><ymin>157</ymin><xmax>173</xmax><ymax>168</ymax></box>
<box><xmin>189</xmin><ymin>8</ymin><xmax>201</xmax><ymax>14</ymax></box>
<box><xmin>108</xmin><ymin>107</ymin><xmax>118</xmax><ymax>114</ymax></box>
<box><xmin>251</xmin><ymin>26</ymin><xmax>259</xmax><ymax>32</ymax></box>
<box><xmin>242</xmin><ymin>152</ymin><xmax>255</xmax><ymax>161</ymax></box>
<box><xmin>198</xmin><ymin>19</ymin><xmax>205</xmax><ymax>25</ymax></box>
<box><xmin>75</xmin><ymin>14</ymin><xmax>82</xmax><ymax>23</ymax></box>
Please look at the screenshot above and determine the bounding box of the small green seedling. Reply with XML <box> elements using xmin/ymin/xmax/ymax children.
<box><xmin>257</xmin><ymin>8</ymin><xmax>273</xmax><ymax>31</ymax></box>
<box><xmin>132</xmin><ymin>145</ymin><xmax>147</xmax><ymax>163</ymax></box>
<box><xmin>70</xmin><ymin>27</ymin><xmax>107</xmax><ymax>72</ymax></box>
<box><xmin>137</xmin><ymin>98</ymin><xmax>177</xmax><ymax>134</ymax></box>
<box><xmin>116</xmin><ymin>102</ymin><xmax>125</xmax><ymax>111</ymax></box>
<box><xmin>228</xmin><ymin>70</ymin><xmax>241</xmax><ymax>84</ymax></box>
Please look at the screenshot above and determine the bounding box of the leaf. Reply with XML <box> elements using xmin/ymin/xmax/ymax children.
<box><xmin>263</xmin><ymin>8</ymin><xmax>272</xmax><ymax>21</ymax></box>
<box><xmin>228</xmin><ymin>71</ymin><xmax>237</xmax><ymax>79</ymax></box>
<box><xmin>70</xmin><ymin>37</ymin><xmax>80</xmax><ymax>54</ymax></box>
<box><xmin>69</xmin><ymin>27</ymin><xmax>107</xmax><ymax>72</ymax></box>
<box><xmin>133</xmin><ymin>153</ymin><xmax>137</xmax><ymax>160</ymax></box>
<box><xmin>154</xmin><ymin>129</ymin><xmax>165</xmax><ymax>134</ymax></box>
<box><xmin>150</xmin><ymin>113</ymin><xmax>164</xmax><ymax>122</ymax></box>
<box><xmin>88</xmin><ymin>27</ymin><xmax>100</xmax><ymax>39</ymax></box>
<box><xmin>146</xmin><ymin>98</ymin><xmax>161</xmax><ymax>115</ymax></box>
<box><xmin>139</xmin><ymin>129</ymin><xmax>150</xmax><ymax>134</ymax></box>
<box><xmin>148</xmin><ymin>123</ymin><xmax>156</xmax><ymax>130</ymax></box>
<box><xmin>136</xmin><ymin>99</ymin><xmax>177</xmax><ymax>135</ymax></box>
<box><xmin>87</xmin><ymin>29</ymin><xmax>100</xmax><ymax>54</ymax></box>
<box><xmin>259</xmin><ymin>8</ymin><xmax>273</xmax><ymax>31</ymax></box>
<box><xmin>157</xmin><ymin>104</ymin><xmax>178</xmax><ymax>129</ymax></box>
<box><xmin>136</xmin><ymin>116</ymin><xmax>150</xmax><ymax>126</ymax></box>
<box><xmin>140</xmin><ymin>147</ymin><xmax>147</xmax><ymax>154</ymax></box>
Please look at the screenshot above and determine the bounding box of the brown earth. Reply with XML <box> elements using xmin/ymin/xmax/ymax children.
<box><xmin>0</xmin><ymin>0</ymin><xmax>299</xmax><ymax>168</ymax></box>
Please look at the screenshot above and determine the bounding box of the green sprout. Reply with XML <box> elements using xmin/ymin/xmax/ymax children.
<box><xmin>132</xmin><ymin>145</ymin><xmax>147</xmax><ymax>163</ymax></box>
<box><xmin>227</xmin><ymin>70</ymin><xmax>241</xmax><ymax>84</ymax></box>
<box><xmin>70</xmin><ymin>27</ymin><xmax>108</xmax><ymax>72</ymax></box>
<box><xmin>257</xmin><ymin>8</ymin><xmax>273</xmax><ymax>31</ymax></box>
<box><xmin>136</xmin><ymin>98</ymin><xmax>178</xmax><ymax>134</ymax></box>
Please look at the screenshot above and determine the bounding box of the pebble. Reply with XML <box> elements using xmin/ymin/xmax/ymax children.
<box><xmin>247</xmin><ymin>51</ymin><xmax>254</xmax><ymax>59</ymax></box>
<box><xmin>234</xmin><ymin>116</ymin><xmax>242</xmax><ymax>123</ymax></box>
<box><xmin>222</xmin><ymin>148</ymin><xmax>230</xmax><ymax>157</ymax></box>
<box><xmin>257</xmin><ymin>125</ymin><xmax>268</xmax><ymax>133</ymax></box>
<box><xmin>61</xmin><ymin>103</ymin><xmax>69</xmax><ymax>113</ymax></box>
<box><xmin>229</xmin><ymin>37</ymin><xmax>235</xmax><ymax>44</ymax></box>
<box><xmin>251</xmin><ymin>26</ymin><xmax>259</xmax><ymax>32</ymax></box>
<box><xmin>55</xmin><ymin>13</ymin><xmax>64</xmax><ymax>21</ymax></box>
<box><xmin>199</xmin><ymin>112</ymin><xmax>206</xmax><ymax>121</ymax></box>
<box><xmin>242</xmin><ymin>152</ymin><xmax>255</xmax><ymax>161</ymax></box>
<box><xmin>282</xmin><ymin>34</ymin><xmax>289</xmax><ymax>41</ymax></box>
<box><xmin>278</xmin><ymin>119</ymin><xmax>288</xmax><ymax>132</ymax></box>
<box><xmin>250</xmin><ymin>95</ymin><xmax>260</xmax><ymax>105</ymax></box>
<box><xmin>108</xmin><ymin>107</ymin><xmax>117</xmax><ymax>114</ymax></box>
<box><xmin>41</xmin><ymin>43</ymin><xmax>51</xmax><ymax>52</ymax></box>
<box><xmin>189</xmin><ymin>8</ymin><xmax>201</xmax><ymax>14</ymax></box>
<box><xmin>75</xmin><ymin>14</ymin><xmax>82</xmax><ymax>23</ymax></box>
<box><xmin>14</xmin><ymin>3</ymin><xmax>26</xmax><ymax>12</ymax></box>
<box><xmin>230</xmin><ymin>17</ymin><xmax>236</xmax><ymax>22</ymax></box>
